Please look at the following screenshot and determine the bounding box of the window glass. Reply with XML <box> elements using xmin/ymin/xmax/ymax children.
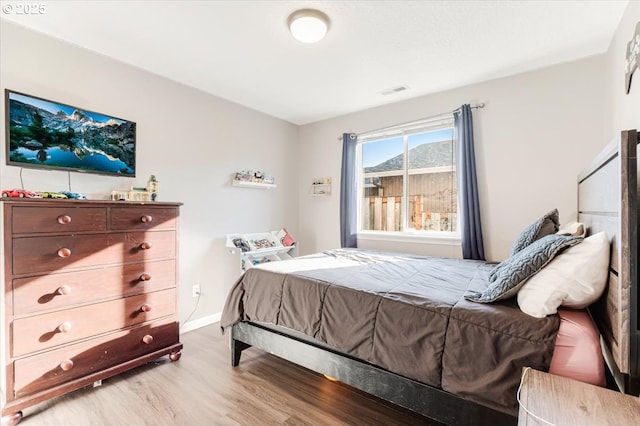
<box><xmin>359</xmin><ymin>125</ymin><xmax>456</xmax><ymax>234</ymax></box>
<box><xmin>407</xmin><ymin>128</ymin><xmax>456</xmax><ymax>232</ymax></box>
<box><xmin>361</xmin><ymin>136</ymin><xmax>404</xmax><ymax>231</ymax></box>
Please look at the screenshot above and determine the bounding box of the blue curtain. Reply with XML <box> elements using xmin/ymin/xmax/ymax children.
<box><xmin>454</xmin><ymin>105</ymin><xmax>485</xmax><ymax>260</ymax></box>
<box><xmin>340</xmin><ymin>133</ymin><xmax>358</xmax><ymax>248</ymax></box>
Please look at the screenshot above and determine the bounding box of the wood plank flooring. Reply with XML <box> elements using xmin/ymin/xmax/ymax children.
<box><xmin>18</xmin><ymin>323</ymin><xmax>440</xmax><ymax>425</ymax></box>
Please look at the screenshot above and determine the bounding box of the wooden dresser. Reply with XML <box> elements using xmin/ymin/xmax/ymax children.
<box><xmin>0</xmin><ymin>199</ymin><xmax>182</xmax><ymax>425</ymax></box>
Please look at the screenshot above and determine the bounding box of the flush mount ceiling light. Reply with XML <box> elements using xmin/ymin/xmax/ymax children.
<box><xmin>288</xmin><ymin>9</ymin><xmax>330</xmax><ymax>43</ymax></box>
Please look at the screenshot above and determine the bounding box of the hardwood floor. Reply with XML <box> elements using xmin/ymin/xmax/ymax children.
<box><xmin>18</xmin><ymin>323</ymin><xmax>441</xmax><ymax>425</ymax></box>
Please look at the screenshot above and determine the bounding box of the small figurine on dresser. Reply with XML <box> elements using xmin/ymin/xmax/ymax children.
<box><xmin>147</xmin><ymin>175</ymin><xmax>158</xmax><ymax>201</ymax></box>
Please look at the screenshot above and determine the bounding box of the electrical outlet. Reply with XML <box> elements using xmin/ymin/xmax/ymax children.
<box><xmin>192</xmin><ymin>284</ymin><xmax>201</xmax><ymax>298</ymax></box>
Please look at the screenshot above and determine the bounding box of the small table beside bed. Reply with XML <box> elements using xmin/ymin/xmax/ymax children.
<box><xmin>220</xmin><ymin>129</ymin><xmax>639</xmax><ymax>425</ymax></box>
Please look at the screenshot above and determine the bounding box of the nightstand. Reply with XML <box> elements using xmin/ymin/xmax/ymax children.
<box><xmin>518</xmin><ymin>368</ymin><xmax>640</xmax><ymax>425</ymax></box>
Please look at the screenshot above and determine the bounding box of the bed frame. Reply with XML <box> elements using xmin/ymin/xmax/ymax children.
<box><xmin>231</xmin><ymin>321</ymin><xmax>515</xmax><ymax>425</ymax></box>
<box><xmin>230</xmin><ymin>129</ymin><xmax>639</xmax><ymax>425</ymax></box>
<box><xmin>578</xmin><ymin>128</ymin><xmax>639</xmax><ymax>395</ymax></box>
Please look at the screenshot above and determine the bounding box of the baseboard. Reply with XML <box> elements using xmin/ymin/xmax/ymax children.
<box><xmin>180</xmin><ymin>312</ymin><xmax>221</xmax><ymax>334</ymax></box>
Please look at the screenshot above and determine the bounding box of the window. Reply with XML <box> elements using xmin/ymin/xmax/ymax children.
<box><xmin>358</xmin><ymin>119</ymin><xmax>457</xmax><ymax>235</ymax></box>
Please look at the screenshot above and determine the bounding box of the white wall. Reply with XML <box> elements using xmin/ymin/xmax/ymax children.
<box><xmin>0</xmin><ymin>21</ymin><xmax>300</xmax><ymax>326</ymax></box>
<box><xmin>604</xmin><ymin>1</ymin><xmax>640</xmax><ymax>137</ymax></box>
<box><xmin>298</xmin><ymin>56</ymin><xmax>606</xmax><ymax>262</ymax></box>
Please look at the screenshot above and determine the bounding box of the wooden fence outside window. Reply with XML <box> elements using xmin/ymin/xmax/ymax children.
<box><xmin>362</xmin><ymin>195</ymin><xmax>457</xmax><ymax>232</ymax></box>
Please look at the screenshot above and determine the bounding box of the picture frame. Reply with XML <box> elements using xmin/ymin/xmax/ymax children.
<box><xmin>6</xmin><ymin>89</ymin><xmax>136</xmax><ymax>176</ymax></box>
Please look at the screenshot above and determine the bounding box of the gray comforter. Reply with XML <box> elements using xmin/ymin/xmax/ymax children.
<box><xmin>220</xmin><ymin>248</ymin><xmax>559</xmax><ymax>415</ymax></box>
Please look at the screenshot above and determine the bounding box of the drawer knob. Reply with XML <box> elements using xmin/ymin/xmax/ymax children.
<box><xmin>140</xmin><ymin>304</ymin><xmax>152</xmax><ymax>313</ymax></box>
<box><xmin>57</xmin><ymin>285</ymin><xmax>72</xmax><ymax>295</ymax></box>
<box><xmin>142</xmin><ymin>334</ymin><xmax>154</xmax><ymax>344</ymax></box>
<box><xmin>140</xmin><ymin>242</ymin><xmax>152</xmax><ymax>250</ymax></box>
<box><xmin>57</xmin><ymin>322</ymin><xmax>72</xmax><ymax>333</ymax></box>
<box><xmin>60</xmin><ymin>360</ymin><xmax>74</xmax><ymax>371</ymax></box>
<box><xmin>57</xmin><ymin>248</ymin><xmax>72</xmax><ymax>258</ymax></box>
<box><xmin>57</xmin><ymin>215</ymin><xmax>72</xmax><ymax>225</ymax></box>
<box><xmin>141</xmin><ymin>215</ymin><xmax>153</xmax><ymax>223</ymax></box>
<box><xmin>139</xmin><ymin>273</ymin><xmax>152</xmax><ymax>282</ymax></box>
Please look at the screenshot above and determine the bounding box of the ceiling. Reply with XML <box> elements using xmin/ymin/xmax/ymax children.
<box><xmin>1</xmin><ymin>1</ymin><xmax>629</xmax><ymax>125</ymax></box>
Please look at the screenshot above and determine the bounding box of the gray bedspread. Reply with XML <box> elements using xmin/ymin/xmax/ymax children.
<box><xmin>220</xmin><ymin>248</ymin><xmax>560</xmax><ymax>415</ymax></box>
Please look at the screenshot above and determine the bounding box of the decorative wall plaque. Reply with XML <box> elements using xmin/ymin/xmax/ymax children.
<box><xmin>625</xmin><ymin>21</ymin><xmax>640</xmax><ymax>94</ymax></box>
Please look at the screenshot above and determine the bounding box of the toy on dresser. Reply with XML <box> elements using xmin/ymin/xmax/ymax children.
<box><xmin>2</xmin><ymin>189</ymin><xmax>87</xmax><ymax>200</ymax></box>
<box><xmin>1</xmin><ymin>189</ymin><xmax>41</xmax><ymax>198</ymax></box>
<box><xmin>59</xmin><ymin>191</ymin><xmax>87</xmax><ymax>200</ymax></box>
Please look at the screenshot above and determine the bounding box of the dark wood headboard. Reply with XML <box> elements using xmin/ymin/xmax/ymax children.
<box><xmin>577</xmin><ymin>129</ymin><xmax>639</xmax><ymax>395</ymax></box>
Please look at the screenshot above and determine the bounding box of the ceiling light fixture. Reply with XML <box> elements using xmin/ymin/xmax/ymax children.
<box><xmin>288</xmin><ymin>9</ymin><xmax>330</xmax><ymax>44</ymax></box>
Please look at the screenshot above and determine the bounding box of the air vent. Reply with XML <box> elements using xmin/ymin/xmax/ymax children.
<box><xmin>379</xmin><ymin>85</ymin><xmax>409</xmax><ymax>96</ymax></box>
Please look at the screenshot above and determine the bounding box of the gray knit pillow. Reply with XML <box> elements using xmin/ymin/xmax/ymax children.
<box><xmin>466</xmin><ymin>234</ymin><xmax>582</xmax><ymax>303</ymax></box>
<box><xmin>510</xmin><ymin>209</ymin><xmax>560</xmax><ymax>256</ymax></box>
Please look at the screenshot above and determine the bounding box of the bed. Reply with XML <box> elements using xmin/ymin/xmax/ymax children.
<box><xmin>220</xmin><ymin>129</ymin><xmax>639</xmax><ymax>425</ymax></box>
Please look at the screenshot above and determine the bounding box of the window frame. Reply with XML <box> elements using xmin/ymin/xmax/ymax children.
<box><xmin>356</xmin><ymin>118</ymin><xmax>461</xmax><ymax>243</ymax></box>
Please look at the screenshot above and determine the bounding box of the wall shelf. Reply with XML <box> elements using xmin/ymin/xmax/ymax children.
<box><xmin>232</xmin><ymin>180</ymin><xmax>277</xmax><ymax>189</ymax></box>
<box><xmin>311</xmin><ymin>177</ymin><xmax>331</xmax><ymax>196</ymax></box>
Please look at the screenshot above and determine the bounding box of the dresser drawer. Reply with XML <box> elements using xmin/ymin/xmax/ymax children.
<box><xmin>110</xmin><ymin>207</ymin><xmax>177</xmax><ymax>231</ymax></box>
<box><xmin>11</xmin><ymin>206</ymin><xmax>107</xmax><ymax>234</ymax></box>
<box><xmin>13</xmin><ymin>260</ymin><xmax>176</xmax><ymax>316</ymax></box>
<box><xmin>12</xmin><ymin>288</ymin><xmax>176</xmax><ymax>357</ymax></box>
<box><xmin>12</xmin><ymin>231</ymin><xmax>177</xmax><ymax>275</ymax></box>
<box><xmin>13</xmin><ymin>318</ymin><xmax>179</xmax><ymax>398</ymax></box>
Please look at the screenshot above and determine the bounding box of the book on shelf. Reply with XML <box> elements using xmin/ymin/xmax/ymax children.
<box><xmin>276</xmin><ymin>227</ymin><xmax>295</xmax><ymax>247</ymax></box>
<box><xmin>248</xmin><ymin>237</ymin><xmax>276</xmax><ymax>251</ymax></box>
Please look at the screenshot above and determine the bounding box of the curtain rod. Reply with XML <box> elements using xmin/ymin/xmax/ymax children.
<box><xmin>338</xmin><ymin>103</ymin><xmax>485</xmax><ymax>141</ymax></box>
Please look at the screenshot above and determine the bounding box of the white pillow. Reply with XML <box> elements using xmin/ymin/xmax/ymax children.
<box><xmin>517</xmin><ymin>231</ymin><xmax>610</xmax><ymax>318</ymax></box>
<box><xmin>557</xmin><ymin>221</ymin><xmax>586</xmax><ymax>237</ymax></box>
